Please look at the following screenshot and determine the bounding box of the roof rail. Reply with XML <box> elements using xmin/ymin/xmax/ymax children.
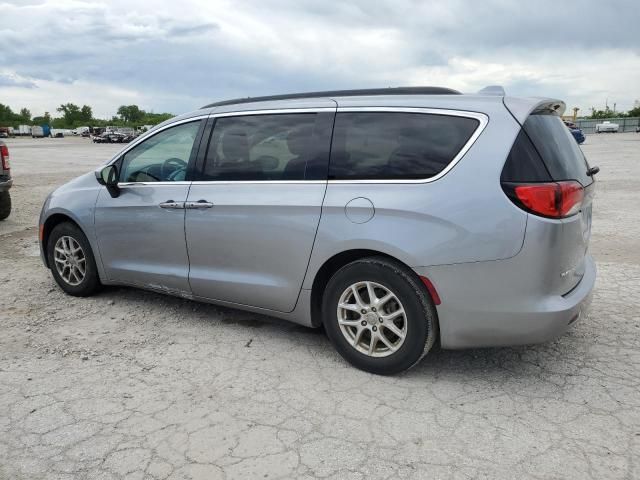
<box><xmin>201</xmin><ymin>86</ymin><xmax>461</xmax><ymax>109</ymax></box>
<box><xmin>477</xmin><ymin>85</ymin><xmax>505</xmax><ymax>96</ymax></box>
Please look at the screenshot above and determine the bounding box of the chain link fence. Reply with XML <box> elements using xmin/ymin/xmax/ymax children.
<box><xmin>575</xmin><ymin>117</ymin><xmax>640</xmax><ymax>134</ymax></box>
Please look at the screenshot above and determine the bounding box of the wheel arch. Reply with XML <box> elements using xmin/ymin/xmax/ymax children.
<box><xmin>41</xmin><ymin>212</ymin><xmax>86</xmax><ymax>268</ymax></box>
<box><xmin>308</xmin><ymin>249</ymin><xmax>439</xmax><ymax>328</ymax></box>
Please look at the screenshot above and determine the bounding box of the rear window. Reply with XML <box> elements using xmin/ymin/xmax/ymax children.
<box><xmin>329</xmin><ymin>112</ymin><xmax>479</xmax><ymax>180</ymax></box>
<box><xmin>523</xmin><ymin>114</ymin><xmax>592</xmax><ymax>186</ymax></box>
<box><xmin>500</xmin><ymin>129</ymin><xmax>552</xmax><ymax>183</ymax></box>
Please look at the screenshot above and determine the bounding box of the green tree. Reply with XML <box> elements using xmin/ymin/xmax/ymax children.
<box><xmin>627</xmin><ymin>106</ymin><xmax>640</xmax><ymax>117</ymax></box>
<box><xmin>80</xmin><ymin>105</ymin><xmax>92</xmax><ymax>123</ymax></box>
<box><xmin>0</xmin><ymin>103</ymin><xmax>15</xmax><ymax>123</ymax></box>
<box><xmin>589</xmin><ymin>107</ymin><xmax>616</xmax><ymax>119</ymax></box>
<box><xmin>0</xmin><ymin>103</ymin><xmax>24</xmax><ymax>125</ymax></box>
<box><xmin>140</xmin><ymin>112</ymin><xmax>173</xmax><ymax>125</ymax></box>
<box><xmin>116</xmin><ymin>106</ymin><xmax>127</xmax><ymax>122</ymax></box>
<box><xmin>117</xmin><ymin>105</ymin><xmax>144</xmax><ymax>124</ymax></box>
<box><xmin>56</xmin><ymin>103</ymin><xmax>82</xmax><ymax>126</ymax></box>
<box><xmin>55</xmin><ymin>103</ymin><xmax>94</xmax><ymax>127</ymax></box>
<box><xmin>32</xmin><ymin>112</ymin><xmax>52</xmax><ymax>125</ymax></box>
<box><xmin>19</xmin><ymin>108</ymin><xmax>31</xmax><ymax>122</ymax></box>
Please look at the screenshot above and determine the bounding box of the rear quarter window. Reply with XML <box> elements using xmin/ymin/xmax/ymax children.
<box><xmin>523</xmin><ymin>115</ymin><xmax>592</xmax><ymax>186</ymax></box>
<box><xmin>329</xmin><ymin>112</ymin><xmax>479</xmax><ymax>180</ymax></box>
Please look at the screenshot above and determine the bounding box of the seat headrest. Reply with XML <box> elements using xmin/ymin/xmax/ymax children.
<box><xmin>287</xmin><ymin>126</ymin><xmax>313</xmax><ymax>156</ymax></box>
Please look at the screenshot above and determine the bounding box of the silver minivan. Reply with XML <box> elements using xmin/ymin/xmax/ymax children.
<box><xmin>39</xmin><ymin>87</ymin><xmax>597</xmax><ymax>374</ymax></box>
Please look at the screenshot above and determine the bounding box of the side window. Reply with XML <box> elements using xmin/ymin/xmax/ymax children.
<box><xmin>120</xmin><ymin>121</ymin><xmax>201</xmax><ymax>182</ymax></box>
<box><xmin>329</xmin><ymin>112</ymin><xmax>480</xmax><ymax>180</ymax></box>
<box><xmin>202</xmin><ymin>114</ymin><xmax>317</xmax><ymax>181</ymax></box>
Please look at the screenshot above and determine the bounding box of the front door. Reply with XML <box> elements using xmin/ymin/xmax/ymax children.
<box><xmin>94</xmin><ymin>119</ymin><xmax>204</xmax><ymax>294</ymax></box>
<box><xmin>185</xmin><ymin>110</ymin><xmax>334</xmax><ymax>312</ymax></box>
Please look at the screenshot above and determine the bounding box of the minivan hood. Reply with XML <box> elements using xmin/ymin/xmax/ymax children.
<box><xmin>51</xmin><ymin>172</ymin><xmax>99</xmax><ymax>198</ymax></box>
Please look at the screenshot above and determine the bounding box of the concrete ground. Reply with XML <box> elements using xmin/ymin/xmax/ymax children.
<box><xmin>0</xmin><ymin>133</ymin><xmax>639</xmax><ymax>480</ymax></box>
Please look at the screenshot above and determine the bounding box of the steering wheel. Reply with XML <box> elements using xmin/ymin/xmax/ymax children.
<box><xmin>167</xmin><ymin>166</ymin><xmax>187</xmax><ymax>182</ymax></box>
<box><xmin>161</xmin><ymin>157</ymin><xmax>187</xmax><ymax>181</ymax></box>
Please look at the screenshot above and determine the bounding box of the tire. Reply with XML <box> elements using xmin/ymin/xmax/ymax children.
<box><xmin>0</xmin><ymin>191</ymin><xmax>10</xmax><ymax>220</ymax></box>
<box><xmin>47</xmin><ymin>222</ymin><xmax>101</xmax><ymax>296</ymax></box>
<box><xmin>322</xmin><ymin>257</ymin><xmax>438</xmax><ymax>375</ymax></box>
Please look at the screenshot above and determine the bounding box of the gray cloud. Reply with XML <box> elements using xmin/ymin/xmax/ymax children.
<box><xmin>1</xmin><ymin>0</ymin><xmax>638</xmax><ymax>116</ymax></box>
<box><xmin>0</xmin><ymin>74</ymin><xmax>37</xmax><ymax>89</ymax></box>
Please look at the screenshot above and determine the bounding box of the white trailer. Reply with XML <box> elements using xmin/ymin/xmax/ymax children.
<box><xmin>17</xmin><ymin>125</ymin><xmax>31</xmax><ymax>136</ymax></box>
<box><xmin>31</xmin><ymin>126</ymin><xmax>45</xmax><ymax>138</ymax></box>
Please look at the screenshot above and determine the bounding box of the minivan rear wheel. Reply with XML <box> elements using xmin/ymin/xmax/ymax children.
<box><xmin>322</xmin><ymin>257</ymin><xmax>437</xmax><ymax>375</ymax></box>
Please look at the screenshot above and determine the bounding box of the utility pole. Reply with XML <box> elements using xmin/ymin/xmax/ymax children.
<box><xmin>613</xmin><ymin>103</ymin><xmax>616</xmax><ymax>114</ymax></box>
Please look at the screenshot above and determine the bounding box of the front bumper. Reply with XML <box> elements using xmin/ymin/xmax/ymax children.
<box><xmin>414</xmin><ymin>255</ymin><xmax>596</xmax><ymax>349</ymax></box>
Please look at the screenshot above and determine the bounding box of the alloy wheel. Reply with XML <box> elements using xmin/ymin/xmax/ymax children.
<box><xmin>53</xmin><ymin>236</ymin><xmax>86</xmax><ymax>286</ymax></box>
<box><xmin>337</xmin><ymin>281</ymin><xmax>407</xmax><ymax>357</ymax></box>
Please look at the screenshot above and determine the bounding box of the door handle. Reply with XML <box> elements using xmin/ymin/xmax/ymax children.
<box><xmin>186</xmin><ymin>200</ymin><xmax>214</xmax><ymax>209</ymax></box>
<box><xmin>159</xmin><ymin>200</ymin><xmax>185</xmax><ymax>209</ymax></box>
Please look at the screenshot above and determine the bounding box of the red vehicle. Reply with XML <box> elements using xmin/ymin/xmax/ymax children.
<box><xmin>0</xmin><ymin>141</ymin><xmax>11</xmax><ymax>220</ymax></box>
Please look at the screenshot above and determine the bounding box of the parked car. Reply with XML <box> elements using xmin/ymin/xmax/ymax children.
<box><xmin>117</xmin><ymin>127</ymin><xmax>135</xmax><ymax>136</ymax></box>
<box><xmin>93</xmin><ymin>132</ymin><xmax>129</xmax><ymax>144</ymax></box>
<box><xmin>595</xmin><ymin>120</ymin><xmax>619</xmax><ymax>133</ymax></box>
<box><xmin>0</xmin><ymin>141</ymin><xmax>11</xmax><ymax>220</ymax></box>
<box><xmin>92</xmin><ymin>133</ymin><xmax>113</xmax><ymax>143</ymax></box>
<box><xmin>38</xmin><ymin>87</ymin><xmax>598</xmax><ymax>374</ymax></box>
<box><xmin>564</xmin><ymin>121</ymin><xmax>585</xmax><ymax>144</ymax></box>
<box><xmin>109</xmin><ymin>133</ymin><xmax>127</xmax><ymax>143</ymax></box>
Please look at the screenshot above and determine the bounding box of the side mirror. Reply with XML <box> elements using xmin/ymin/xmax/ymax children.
<box><xmin>95</xmin><ymin>164</ymin><xmax>120</xmax><ymax>198</ymax></box>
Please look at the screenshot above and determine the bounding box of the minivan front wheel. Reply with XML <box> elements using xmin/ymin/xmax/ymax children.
<box><xmin>322</xmin><ymin>257</ymin><xmax>438</xmax><ymax>374</ymax></box>
<box><xmin>47</xmin><ymin>222</ymin><xmax>101</xmax><ymax>296</ymax></box>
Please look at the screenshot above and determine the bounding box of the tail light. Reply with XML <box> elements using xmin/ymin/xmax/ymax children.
<box><xmin>0</xmin><ymin>144</ymin><xmax>9</xmax><ymax>171</ymax></box>
<box><xmin>503</xmin><ymin>181</ymin><xmax>584</xmax><ymax>219</ymax></box>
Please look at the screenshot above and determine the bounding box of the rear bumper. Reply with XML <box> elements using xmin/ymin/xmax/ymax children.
<box><xmin>414</xmin><ymin>255</ymin><xmax>596</xmax><ymax>349</ymax></box>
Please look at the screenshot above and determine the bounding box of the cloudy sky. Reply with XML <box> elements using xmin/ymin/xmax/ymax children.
<box><xmin>1</xmin><ymin>0</ymin><xmax>638</xmax><ymax>118</ymax></box>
